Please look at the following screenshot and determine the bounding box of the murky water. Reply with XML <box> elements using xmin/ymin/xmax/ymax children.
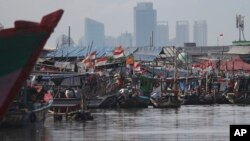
<box><xmin>1</xmin><ymin>105</ymin><xmax>250</xmax><ymax>141</ymax></box>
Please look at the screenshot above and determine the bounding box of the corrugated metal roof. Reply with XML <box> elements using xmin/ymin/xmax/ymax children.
<box><xmin>226</xmin><ymin>46</ymin><xmax>250</xmax><ymax>54</ymax></box>
<box><xmin>133</xmin><ymin>46</ymin><xmax>175</xmax><ymax>61</ymax></box>
<box><xmin>123</xmin><ymin>47</ymin><xmax>138</xmax><ymax>56</ymax></box>
<box><xmin>46</xmin><ymin>46</ymin><xmax>87</xmax><ymax>57</ymax></box>
<box><xmin>46</xmin><ymin>46</ymin><xmax>113</xmax><ymax>58</ymax></box>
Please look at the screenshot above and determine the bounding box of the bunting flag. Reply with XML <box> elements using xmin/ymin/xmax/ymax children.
<box><xmin>113</xmin><ymin>46</ymin><xmax>124</xmax><ymax>59</ymax></box>
<box><xmin>95</xmin><ymin>56</ymin><xmax>107</xmax><ymax>66</ymax></box>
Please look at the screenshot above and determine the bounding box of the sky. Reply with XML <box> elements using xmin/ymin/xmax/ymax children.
<box><xmin>0</xmin><ymin>0</ymin><xmax>250</xmax><ymax>48</ymax></box>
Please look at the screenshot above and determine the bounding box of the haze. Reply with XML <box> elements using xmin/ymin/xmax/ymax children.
<box><xmin>0</xmin><ymin>0</ymin><xmax>249</xmax><ymax>48</ymax></box>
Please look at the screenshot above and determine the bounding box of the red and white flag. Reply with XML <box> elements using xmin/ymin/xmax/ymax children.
<box><xmin>81</xmin><ymin>51</ymin><xmax>96</xmax><ymax>69</ymax></box>
<box><xmin>95</xmin><ymin>56</ymin><xmax>107</xmax><ymax>66</ymax></box>
<box><xmin>85</xmin><ymin>51</ymin><xmax>96</xmax><ymax>60</ymax></box>
<box><xmin>113</xmin><ymin>46</ymin><xmax>124</xmax><ymax>59</ymax></box>
<box><xmin>82</xmin><ymin>58</ymin><xmax>94</xmax><ymax>68</ymax></box>
<box><xmin>133</xmin><ymin>62</ymin><xmax>141</xmax><ymax>72</ymax></box>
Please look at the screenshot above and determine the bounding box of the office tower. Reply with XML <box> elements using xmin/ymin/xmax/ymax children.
<box><xmin>156</xmin><ymin>21</ymin><xmax>169</xmax><ymax>47</ymax></box>
<box><xmin>193</xmin><ymin>20</ymin><xmax>207</xmax><ymax>46</ymax></box>
<box><xmin>176</xmin><ymin>21</ymin><xmax>189</xmax><ymax>47</ymax></box>
<box><xmin>134</xmin><ymin>2</ymin><xmax>157</xmax><ymax>47</ymax></box>
<box><xmin>85</xmin><ymin>18</ymin><xmax>105</xmax><ymax>48</ymax></box>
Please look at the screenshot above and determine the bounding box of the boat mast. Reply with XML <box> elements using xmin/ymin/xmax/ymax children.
<box><xmin>173</xmin><ymin>46</ymin><xmax>178</xmax><ymax>93</ymax></box>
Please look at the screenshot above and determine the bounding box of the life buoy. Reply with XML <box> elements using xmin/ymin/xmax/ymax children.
<box><xmin>30</xmin><ymin>113</ymin><xmax>36</xmax><ymax>123</ymax></box>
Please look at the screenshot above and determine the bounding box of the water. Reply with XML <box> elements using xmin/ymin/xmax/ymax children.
<box><xmin>1</xmin><ymin>105</ymin><xmax>250</xmax><ymax>141</ymax></box>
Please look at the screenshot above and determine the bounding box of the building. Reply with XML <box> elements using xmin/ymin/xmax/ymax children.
<box><xmin>193</xmin><ymin>20</ymin><xmax>207</xmax><ymax>46</ymax></box>
<box><xmin>156</xmin><ymin>21</ymin><xmax>169</xmax><ymax>47</ymax></box>
<box><xmin>176</xmin><ymin>21</ymin><xmax>189</xmax><ymax>47</ymax></box>
<box><xmin>117</xmin><ymin>32</ymin><xmax>133</xmax><ymax>48</ymax></box>
<box><xmin>134</xmin><ymin>2</ymin><xmax>157</xmax><ymax>47</ymax></box>
<box><xmin>84</xmin><ymin>18</ymin><xmax>105</xmax><ymax>49</ymax></box>
<box><xmin>105</xmin><ymin>36</ymin><xmax>117</xmax><ymax>48</ymax></box>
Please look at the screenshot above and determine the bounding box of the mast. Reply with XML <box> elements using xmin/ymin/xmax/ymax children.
<box><xmin>68</xmin><ymin>26</ymin><xmax>71</xmax><ymax>47</ymax></box>
<box><xmin>173</xmin><ymin>46</ymin><xmax>178</xmax><ymax>93</ymax></box>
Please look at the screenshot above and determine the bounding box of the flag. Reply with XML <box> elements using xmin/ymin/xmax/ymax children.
<box><xmin>81</xmin><ymin>51</ymin><xmax>96</xmax><ymax>69</ymax></box>
<box><xmin>95</xmin><ymin>56</ymin><xmax>107</xmax><ymax>66</ymax></box>
<box><xmin>126</xmin><ymin>56</ymin><xmax>134</xmax><ymax>65</ymax></box>
<box><xmin>82</xmin><ymin>58</ymin><xmax>94</xmax><ymax>68</ymax></box>
<box><xmin>113</xmin><ymin>46</ymin><xmax>124</xmax><ymax>59</ymax></box>
<box><xmin>133</xmin><ymin>62</ymin><xmax>141</xmax><ymax>72</ymax></box>
<box><xmin>85</xmin><ymin>51</ymin><xmax>96</xmax><ymax>60</ymax></box>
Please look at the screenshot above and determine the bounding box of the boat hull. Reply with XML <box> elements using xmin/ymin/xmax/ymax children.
<box><xmin>150</xmin><ymin>96</ymin><xmax>182</xmax><ymax>108</ymax></box>
<box><xmin>0</xmin><ymin>100</ymin><xmax>53</xmax><ymax>127</ymax></box>
<box><xmin>0</xmin><ymin>9</ymin><xmax>63</xmax><ymax>119</ymax></box>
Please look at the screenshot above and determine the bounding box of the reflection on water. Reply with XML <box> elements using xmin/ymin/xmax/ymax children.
<box><xmin>0</xmin><ymin>124</ymin><xmax>50</xmax><ymax>141</ymax></box>
<box><xmin>1</xmin><ymin>105</ymin><xmax>250</xmax><ymax>141</ymax></box>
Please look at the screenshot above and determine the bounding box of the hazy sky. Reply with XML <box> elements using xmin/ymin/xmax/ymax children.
<box><xmin>0</xmin><ymin>0</ymin><xmax>249</xmax><ymax>48</ymax></box>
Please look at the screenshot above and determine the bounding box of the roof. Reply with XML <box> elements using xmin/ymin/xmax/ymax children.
<box><xmin>133</xmin><ymin>46</ymin><xmax>176</xmax><ymax>61</ymax></box>
<box><xmin>225</xmin><ymin>46</ymin><xmax>250</xmax><ymax>54</ymax></box>
<box><xmin>123</xmin><ymin>47</ymin><xmax>138</xmax><ymax>56</ymax></box>
<box><xmin>46</xmin><ymin>46</ymin><xmax>112</xmax><ymax>58</ymax></box>
<box><xmin>133</xmin><ymin>47</ymin><xmax>162</xmax><ymax>61</ymax></box>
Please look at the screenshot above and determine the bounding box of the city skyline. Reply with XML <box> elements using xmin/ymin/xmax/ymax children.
<box><xmin>134</xmin><ymin>2</ymin><xmax>156</xmax><ymax>47</ymax></box>
<box><xmin>1</xmin><ymin>0</ymin><xmax>249</xmax><ymax>48</ymax></box>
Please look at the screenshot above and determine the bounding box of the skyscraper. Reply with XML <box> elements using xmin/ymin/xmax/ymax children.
<box><xmin>84</xmin><ymin>18</ymin><xmax>105</xmax><ymax>49</ymax></box>
<box><xmin>176</xmin><ymin>21</ymin><xmax>189</xmax><ymax>47</ymax></box>
<box><xmin>134</xmin><ymin>2</ymin><xmax>157</xmax><ymax>47</ymax></box>
<box><xmin>193</xmin><ymin>20</ymin><xmax>207</xmax><ymax>46</ymax></box>
<box><xmin>156</xmin><ymin>21</ymin><xmax>169</xmax><ymax>47</ymax></box>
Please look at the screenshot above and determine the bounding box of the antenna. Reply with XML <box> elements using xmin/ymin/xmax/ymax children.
<box><xmin>236</xmin><ymin>14</ymin><xmax>246</xmax><ymax>41</ymax></box>
<box><xmin>68</xmin><ymin>26</ymin><xmax>71</xmax><ymax>47</ymax></box>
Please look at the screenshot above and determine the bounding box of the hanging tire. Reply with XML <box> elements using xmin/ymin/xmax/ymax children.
<box><xmin>30</xmin><ymin>113</ymin><xmax>36</xmax><ymax>123</ymax></box>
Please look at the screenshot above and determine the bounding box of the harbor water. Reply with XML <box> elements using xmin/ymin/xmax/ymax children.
<box><xmin>1</xmin><ymin>105</ymin><xmax>250</xmax><ymax>141</ymax></box>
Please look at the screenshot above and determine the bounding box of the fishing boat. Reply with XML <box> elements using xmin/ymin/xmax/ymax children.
<box><xmin>150</xmin><ymin>86</ymin><xmax>182</xmax><ymax>108</ymax></box>
<box><xmin>116</xmin><ymin>83</ymin><xmax>150</xmax><ymax>108</ymax></box>
<box><xmin>1</xmin><ymin>86</ymin><xmax>53</xmax><ymax>126</ymax></box>
<box><xmin>0</xmin><ymin>9</ymin><xmax>64</xmax><ymax>124</ymax></box>
<box><xmin>32</xmin><ymin>73</ymin><xmax>94</xmax><ymax>121</ymax></box>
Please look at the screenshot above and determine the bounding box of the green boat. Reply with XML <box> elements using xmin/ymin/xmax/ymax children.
<box><xmin>0</xmin><ymin>9</ymin><xmax>63</xmax><ymax>123</ymax></box>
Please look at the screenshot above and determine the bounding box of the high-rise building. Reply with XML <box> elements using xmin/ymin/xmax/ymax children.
<box><xmin>156</xmin><ymin>21</ymin><xmax>169</xmax><ymax>47</ymax></box>
<box><xmin>117</xmin><ymin>32</ymin><xmax>133</xmax><ymax>48</ymax></box>
<box><xmin>176</xmin><ymin>21</ymin><xmax>189</xmax><ymax>47</ymax></box>
<box><xmin>134</xmin><ymin>2</ymin><xmax>157</xmax><ymax>47</ymax></box>
<box><xmin>193</xmin><ymin>20</ymin><xmax>207</xmax><ymax>46</ymax></box>
<box><xmin>84</xmin><ymin>18</ymin><xmax>105</xmax><ymax>49</ymax></box>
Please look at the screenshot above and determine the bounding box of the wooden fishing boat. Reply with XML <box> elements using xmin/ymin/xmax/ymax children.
<box><xmin>116</xmin><ymin>87</ymin><xmax>150</xmax><ymax>108</ymax></box>
<box><xmin>33</xmin><ymin>73</ymin><xmax>94</xmax><ymax>121</ymax></box>
<box><xmin>150</xmin><ymin>89</ymin><xmax>182</xmax><ymax>108</ymax></box>
<box><xmin>0</xmin><ymin>9</ymin><xmax>63</xmax><ymax>124</ymax></box>
<box><xmin>1</xmin><ymin>86</ymin><xmax>53</xmax><ymax>126</ymax></box>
